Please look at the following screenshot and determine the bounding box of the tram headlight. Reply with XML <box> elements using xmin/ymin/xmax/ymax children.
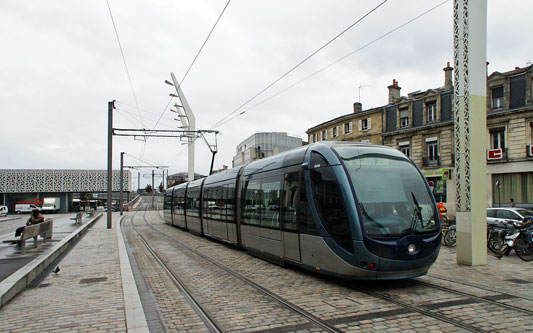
<box><xmin>407</xmin><ymin>244</ymin><xmax>417</xmax><ymax>255</ymax></box>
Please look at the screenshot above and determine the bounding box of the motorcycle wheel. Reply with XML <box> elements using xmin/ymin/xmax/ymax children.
<box><xmin>444</xmin><ymin>228</ymin><xmax>456</xmax><ymax>247</ymax></box>
<box><xmin>514</xmin><ymin>237</ymin><xmax>533</xmax><ymax>262</ymax></box>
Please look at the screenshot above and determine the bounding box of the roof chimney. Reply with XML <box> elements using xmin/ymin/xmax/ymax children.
<box><xmin>353</xmin><ymin>102</ymin><xmax>362</xmax><ymax>113</ymax></box>
<box><xmin>387</xmin><ymin>79</ymin><xmax>401</xmax><ymax>104</ymax></box>
<box><xmin>443</xmin><ymin>61</ymin><xmax>453</xmax><ymax>90</ymax></box>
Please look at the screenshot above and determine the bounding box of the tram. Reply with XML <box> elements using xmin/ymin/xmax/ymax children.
<box><xmin>164</xmin><ymin>142</ymin><xmax>441</xmax><ymax>280</ymax></box>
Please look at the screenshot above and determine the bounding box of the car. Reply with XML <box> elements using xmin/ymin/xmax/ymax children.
<box><xmin>0</xmin><ymin>205</ymin><xmax>8</xmax><ymax>216</ymax></box>
<box><xmin>14</xmin><ymin>203</ymin><xmax>40</xmax><ymax>214</ymax></box>
<box><xmin>486</xmin><ymin>207</ymin><xmax>533</xmax><ymax>226</ymax></box>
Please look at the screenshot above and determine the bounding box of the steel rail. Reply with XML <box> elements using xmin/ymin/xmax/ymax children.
<box><xmin>125</xmin><ymin>208</ymin><xmax>224</xmax><ymax>332</ymax></box>
<box><xmin>142</xmin><ymin>200</ymin><xmax>340</xmax><ymax>333</ymax></box>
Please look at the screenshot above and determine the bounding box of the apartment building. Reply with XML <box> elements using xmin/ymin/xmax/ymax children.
<box><xmin>306</xmin><ymin>63</ymin><xmax>533</xmax><ymax>212</ymax></box>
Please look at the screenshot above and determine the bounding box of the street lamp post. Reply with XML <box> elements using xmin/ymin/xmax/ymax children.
<box><xmin>167</xmin><ymin>73</ymin><xmax>196</xmax><ymax>182</ymax></box>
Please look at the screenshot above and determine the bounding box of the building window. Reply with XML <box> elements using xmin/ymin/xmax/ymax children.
<box><xmin>321</xmin><ymin>130</ymin><xmax>327</xmax><ymax>140</ymax></box>
<box><xmin>343</xmin><ymin>122</ymin><xmax>352</xmax><ymax>134</ymax></box>
<box><xmin>359</xmin><ymin>118</ymin><xmax>371</xmax><ymax>131</ymax></box>
<box><xmin>426</xmin><ymin>102</ymin><xmax>437</xmax><ymax>122</ymax></box>
<box><xmin>332</xmin><ymin>126</ymin><xmax>339</xmax><ymax>138</ymax></box>
<box><xmin>399</xmin><ymin>108</ymin><xmax>409</xmax><ymax>128</ymax></box>
<box><xmin>491</xmin><ymin>86</ymin><xmax>504</xmax><ymax>109</ymax></box>
<box><xmin>312</xmin><ymin>133</ymin><xmax>317</xmax><ymax>143</ymax></box>
<box><xmin>490</xmin><ymin>127</ymin><xmax>505</xmax><ymax>150</ymax></box>
<box><xmin>427</xmin><ymin>141</ymin><xmax>438</xmax><ymax>161</ymax></box>
<box><xmin>399</xmin><ymin>142</ymin><xmax>410</xmax><ymax>158</ymax></box>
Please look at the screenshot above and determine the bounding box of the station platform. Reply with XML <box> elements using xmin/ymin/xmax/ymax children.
<box><xmin>0</xmin><ymin>212</ymin><xmax>531</xmax><ymax>332</ymax></box>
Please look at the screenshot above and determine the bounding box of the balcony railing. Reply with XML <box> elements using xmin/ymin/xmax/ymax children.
<box><xmin>422</xmin><ymin>156</ymin><xmax>440</xmax><ymax>167</ymax></box>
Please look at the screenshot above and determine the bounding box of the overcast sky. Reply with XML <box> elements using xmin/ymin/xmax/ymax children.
<box><xmin>1</xmin><ymin>0</ymin><xmax>531</xmax><ymax>189</ymax></box>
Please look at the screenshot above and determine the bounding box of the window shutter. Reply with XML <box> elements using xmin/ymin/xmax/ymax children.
<box><xmin>358</xmin><ymin>120</ymin><xmax>362</xmax><ymax>131</ymax></box>
<box><xmin>342</xmin><ymin>124</ymin><xmax>345</xmax><ymax>134</ymax></box>
<box><xmin>349</xmin><ymin>122</ymin><xmax>353</xmax><ymax>133</ymax></box>
<box><xmin>336</xmin><ymin>126</ymin><xmax>339</xmax><ymax>137</ymax></box>
<box><xmin>367</xmin><ymin>118</ymin><xmax>371</xmax><ymax>130</ymax></box>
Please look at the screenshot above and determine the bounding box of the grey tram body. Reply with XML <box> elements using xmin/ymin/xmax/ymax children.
<box><xmin>164</xmin><ymin>142</ymin><xmax>441</xmax><ymax>280</ymax></box>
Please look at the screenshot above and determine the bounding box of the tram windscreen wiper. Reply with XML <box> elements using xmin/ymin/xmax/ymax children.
<box><xmin>410</xmin><ymin>192</ymin><xmax>424</xmax><ymax>234</ymax></box>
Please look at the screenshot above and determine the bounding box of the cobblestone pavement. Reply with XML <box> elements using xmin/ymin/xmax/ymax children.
<box><xmin>123</xmin><ymin>209</ymin><xmax>318</xmax><ymax>332</ymax></box>
<box><xmin>1</xmin><ymin>202</ymin><xmax>532</xmax><ymax>332</ymax></box>
<box><xmin>137</xmin><ymin>209</ymin><xmax>533</xmax><ymax>332</ymax></box>
<box><xmin>0</xmin><ymin>217</ymin><xmax>127</xmax><ymax>332</ymax></box>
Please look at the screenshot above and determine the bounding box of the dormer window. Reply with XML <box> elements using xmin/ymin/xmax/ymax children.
<box><xmin>491</xmin><ymin>86</ymin><xmax>504</xmax><ymax>109</ymax></box>
<box><xmin>426</xmin><ymin>102</ymin><xmax>437</xmax><ymax>122</ymax></box>
<box><xmin>399</xmin><ymin>108</ymin><xmax>409</xmax><ymax>128</ymax></box>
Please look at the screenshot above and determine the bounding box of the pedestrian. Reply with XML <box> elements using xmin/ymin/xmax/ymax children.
<box><xmin>14</xmin><ymin>208</ymin><xmax>45</xmax><ymax>237</ymax></box>
<box><xmin>437</xmin><ymin>200</ymin><xmax>447</xmax><ymax>223</ymax></box>
<box><xmin>510</xmin><ymin>198</ymin><xmax>515</xmax><ymax>207</ymax></box>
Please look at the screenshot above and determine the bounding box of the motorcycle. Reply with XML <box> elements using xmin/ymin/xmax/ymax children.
<box><xmin>488</xmin><ymin>218</ymin><xmax>533</xmax><ymax>261</ymax></box>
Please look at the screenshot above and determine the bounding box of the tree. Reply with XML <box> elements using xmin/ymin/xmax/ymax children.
<box><xmin>145</xmin><ymin>184</ymin><xmax>152</xmax><ymax>193</ymax></box>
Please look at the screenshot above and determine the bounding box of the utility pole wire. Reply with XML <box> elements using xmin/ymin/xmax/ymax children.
<box><xmin>213</xmin><ymin>0</ymin><xmax>449</xmax><ymax>129</ymax></box>
<box><xmin>209</xmin><ymin>0</ymin><xmax>388</xmax><ymax>130</ymax></box>
<box><xmin>105</xmin><ymin>0</ymin><xmax>145</xmax><ymax>128</ymax></box>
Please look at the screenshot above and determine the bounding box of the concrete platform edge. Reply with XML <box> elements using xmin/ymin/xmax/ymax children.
<box><xmin>0</xmin><ymin>213</ymin><xmax>103</xmax><ymax>308</ymax></box>
<box><xmin>117</xmin><ymin>215</ymin><xmax>149</xmax><ymax>332</ymax></box>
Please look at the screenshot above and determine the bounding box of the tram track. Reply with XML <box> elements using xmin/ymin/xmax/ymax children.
<box><xmin>135</xmin><ymin>198</ymin><xmax>533</xmax><ymax>332</ymax></box>
<box><xmin>127</xmin><ymin>199</ymin><xmax>340</xmax><ymax>332</ymax></box>
<box><xmin>412</xmin><ymin>278</ymin><xmax>533</xmax><ymax>316</ymax></box>
<box><xmin>428</xmin><ymin>273</ymin><xmax>533</xmax><ymax>303</ymax></box>
<box><xmin>126</xmin><ymin>211</ymin><xmax>223</xmax><ymax>332</ymax></box>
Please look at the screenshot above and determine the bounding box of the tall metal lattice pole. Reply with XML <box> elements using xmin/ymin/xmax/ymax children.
<box><xmin>453</xmin><ymin>0</ymin><xmax>487</xmax><ymax>265</ymax></box>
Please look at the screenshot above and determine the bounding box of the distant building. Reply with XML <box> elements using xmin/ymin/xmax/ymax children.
<box><xmin>167</xmin><ymin>172</ymin><xmax>205</xmax><ymax>188</ymax></box>
<box><xmin>0</xmin><ymin>169</ymin><xmax>131</xmax><ymax>213</ymax></box>
<box><xmin>232</xmin><ymin>132</ymin><xmax>303</xmax><ymax>168</ymax></box>
<box><xmin>306</xmin><ymin>63</ymin><xmax>533</xmax><ymax>212</ymax></box>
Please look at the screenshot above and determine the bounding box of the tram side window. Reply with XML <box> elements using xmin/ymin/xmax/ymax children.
<box><xmin>282</xmin><ymin>172</ymin><xmax>299</xmax><ymax>231</ymax></box>
<box><xmin>243</xmin><ymin>179</ymin><xmax>261</xmax><ymax>225</ymax></box>
<box><xmin>164</xmin><ymin>192</ymin><xmax>171</xmax><ymax>212</ymax></box>
<box><xmin>214</xmin><ymin>185</ymin><xmax>226</xmax><ymax>221</ymax></box>
<box><xmin>226</xmin><ymin>184</ymin><xmax>235</xmax><ymax>223</ymax></box>
<box><xmin>187</xmin><ymin>189</ymin><xmax>200</xmax><ymax>217</ymax></box>
<box><xmin>261</xmin><ymin>177</ymin><xmax>281</xmax><ymax>229</ymax></box>
<box><xmin>310</xmin><ymin>155</ymin><xmax>353</xmax><ymax>253</ymax></box>
<box><xmin>298</xmin><ymin>171</ymin><xmax>318</xmax><ymax>235</ymax></box>
<box><xmin>174</xmin><ymin>189</ymin><xmax>185</xmax><ymax>216</ymax></box>
<box><xmin>202</xmin><ymin>187</ymin><xmax>210</xmax><ymax>219</ymax></box>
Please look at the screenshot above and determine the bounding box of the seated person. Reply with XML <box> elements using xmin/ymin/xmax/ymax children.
<box><xmin>15</xmin><ymin>208</ymin><xmax>45</xmax><ymax>237</ymax></box>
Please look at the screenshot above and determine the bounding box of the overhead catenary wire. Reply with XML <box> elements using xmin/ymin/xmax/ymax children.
<box><xmin>105</xmin><ymin>0</ymin><xmax>145</xmax><ymax>128</ymax></box>
<box><xmin>164</xmin><ymin>1</ymin><xmax>389</xmax><ymax>168</ymax></box>
<box><xmin>179</xmin><ymin>0</ymin><xmax>232</xmax><ymax>87</ymax></box>
<box><xmin>209</xmin><ymin>0</ymin><xmax>388</xmax><ymax>130</ymax></box>
<box><xmin>123</xmin><ymin>152</ymin><xmax>162</xmax><ymax>168</ymax></box>
<box><xmin>213</xmin><ymin>0</ymin><xmax>450</xmax><ymax>129</ymax></box>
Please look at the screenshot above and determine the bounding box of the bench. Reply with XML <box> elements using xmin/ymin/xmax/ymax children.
<box><xmin>87</xmin><ymin>208</ymin><xmax>96</xmax><ymax>217</ymax></box>
<box><xmin>2</xmin><ymin>219</ymin><xmax>54</xmax><ymax>254</ymax></box>
<box><xmin>70</xmin><ymin>211</ymin><xmax>83</xmax><ymax>224</ymax></box>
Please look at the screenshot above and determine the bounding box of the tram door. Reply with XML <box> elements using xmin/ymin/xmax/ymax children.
<box><xmin>281</xmin><ymin>171</ymin><xmax>301</xmax><ymax>262</ymax></box>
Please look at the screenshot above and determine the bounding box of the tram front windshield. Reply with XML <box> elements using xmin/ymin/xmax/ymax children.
<box><xmin>334</xmin><ymin>146</ymin><xmax>438</xmax><ymax>238</ymax></box>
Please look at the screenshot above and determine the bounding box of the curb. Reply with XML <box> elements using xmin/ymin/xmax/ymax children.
<box><xmin>117</xmin><ymin>215</ymin><xmax>149</xmax><ymax>332</ymax></box>
<box><xmin>0</xmin><ymin>213</ymin><xmax>103</xmax><ymax>308</ymax></box>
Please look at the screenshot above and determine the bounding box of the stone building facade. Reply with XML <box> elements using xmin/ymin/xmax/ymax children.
<box><xmin>306</xmin><ymin>63</ymin><xmax>533</xmax><ymax>214</ymax></box>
